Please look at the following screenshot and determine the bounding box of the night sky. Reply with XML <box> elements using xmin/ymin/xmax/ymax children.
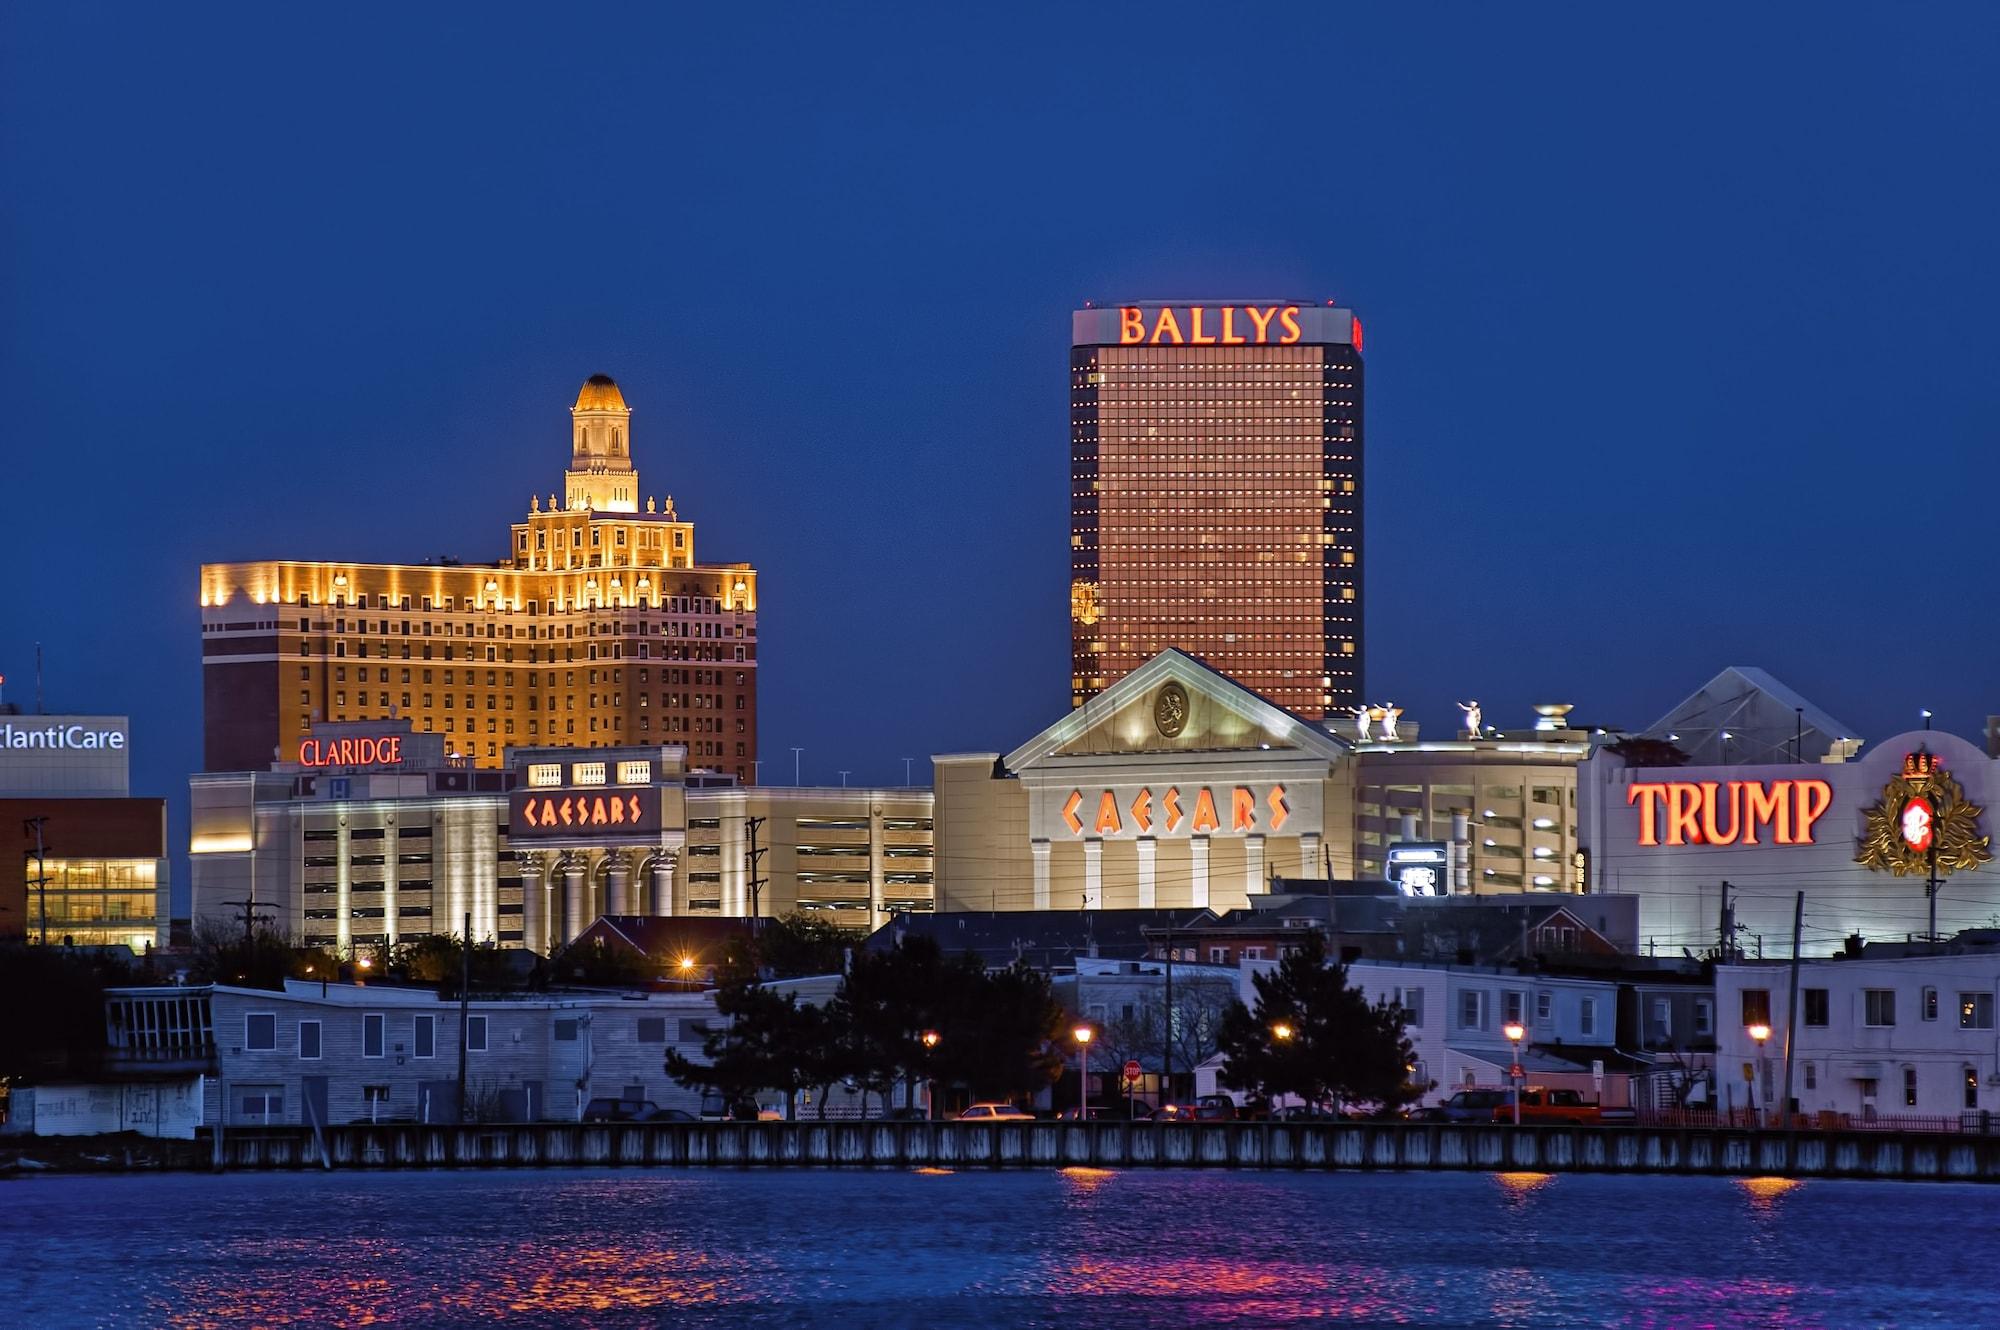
<box><xmin>6</xmin><ymin>7</ymin><xmax>1997</xmax><ymax>913</ymax></box>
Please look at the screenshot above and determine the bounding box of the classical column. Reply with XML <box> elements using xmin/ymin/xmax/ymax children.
<box><xmin>1190</xmin><ymin>836</ymin><xmax>1211</xmax><ymax>909</ymax></box>
<box><xmin>1082</xmin><ymin>839</ymin><xmax>1102</xmax><ymax>910</ymax></box>
<box><xmin>1136</xmin><ymin>837</ymin><xmax>1157</xmax><ymax>908</ymax></box>
<box><xmin>562</xmin><ymin>853</ymin><xmax>589</xmax><ymax>945</ymax></box>
<box><xmin>1299</xmin><ymin>832</ymin><xmax>1322</xmax><ymax>880</ymax></box>
<box><xmin>519</xmin><ymin>851</ymin><xmax>547</xmax><ymax>955</ymax></box>
<box><xmin>605</xmin><ymin>849</ymin><xmax>632</xmax><ymax>917</ymax></box>
<box><xmin>1031</xmin><ymin>839</ymin><xmax>1051</xmax><ymax>911</ymax></box>
<box><xmin>649</xmin><ymin>851</ymin><xmax>677</xmax><ymax>916</ymax></box>
<box><xmin>335</xmin><ymin>818</ymin><xmax>352</xmax><ymax>955</ymax></box>
<box><xmin>383</xmin><ymin>814</ymin><xmax>400</xmax><ymax>948</ymax></box>
<box><xmin>1245</xmin><ymin>833</ymin><xmax>1266</xmax><ymax>896</ymax></box>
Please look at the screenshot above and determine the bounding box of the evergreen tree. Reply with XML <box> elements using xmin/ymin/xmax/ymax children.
<box><xmin>1217</xmin><ymin>930</ymin><xmax>1417</xmax><ymax>1114</ymax></box>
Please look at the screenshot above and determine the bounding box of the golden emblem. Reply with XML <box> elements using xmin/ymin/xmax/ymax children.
<box><xmin>1154</xmin><ymin>682</ymin><xmax>1189</xmax><ymax>739</ymax></box>
<box><xmin>1855</xmin><ymin>748</ymin><xmax>1992</xmax><ymax>876</ymax></box>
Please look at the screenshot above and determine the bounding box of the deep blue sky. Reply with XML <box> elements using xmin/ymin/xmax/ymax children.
<box><xmin>6</xmin><ymin>7</ymin><xmax>1998</xmax><ymax>912</ymax></box>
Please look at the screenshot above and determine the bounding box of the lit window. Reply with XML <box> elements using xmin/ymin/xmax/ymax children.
<box><xmin>572</xmin><ymin>762</ymin><xmax>606</xmax><ymax>786</ymax></box>
<box><xmin>527</xmin><ymin>764</ymin><xmax>563</xmax><ymax>788</ymax></box>
<box><xmin>616</xmin><ymin>761</ymin><xmax>652</xmax><ymax>785</ymax></box>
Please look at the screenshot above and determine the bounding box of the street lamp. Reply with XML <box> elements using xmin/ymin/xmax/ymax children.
<box><xmin>1271</xmin><ymin>1021</ymin><xmax>1295</xmax><ymax>1042</ymax></box>
<box><xmin>921</xmin><ymin>1029</ymin><xmax>941</xmax><ymax>1121</ymax></box>
<box><xmin>1502</xmin><ymin>1021</ymin><xmax>1526</xmax><ymax>1126</ymax></box>
<box><xmin>1073</xmin><ymin>1024</ymin><xmax>1094</xmax><ymax>1117</ymax></box>
<box><xmin>1747</xmin><ymin>1022</ymin><xmax>1772</xmax><ymax>1125</ymax></box>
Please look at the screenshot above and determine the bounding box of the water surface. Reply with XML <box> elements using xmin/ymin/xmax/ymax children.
<box><xmin>2</xmin><ymin>1168</ymin><xmax>1992</xmax><ymax>1327</ymax></box>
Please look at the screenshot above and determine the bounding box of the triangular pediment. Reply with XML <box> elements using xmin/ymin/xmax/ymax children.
<box><xmin>1005</xmin><ymin>650</ymin><xmax>1350</xmax><ymax>771</ymax></box>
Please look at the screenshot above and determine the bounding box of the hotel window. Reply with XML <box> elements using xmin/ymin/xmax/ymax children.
<box><xmin>1864</xmin><ymin>989</ymin><xmax>1896</xmax><ymax>1027</ymax></box>
<box><xmin>299</xmin><ymin>1020</ymin><xmax>321</xmax><ymax>1060</ymax></box>
<box><xmin>1961</xmin><ymin>993</ymin><xmax>1995</xmax><ymax>1029</ymax></box>
<box><xmin>245</xmin><ymin>1013</ymin><xmax>276</xmax><ymax>1052</ymax></box>
<box><xmin>617</xmin><ymin>761</ymin><xmax>652</xmax><ymax>784</ymax></box>
<box><xmin>363</xmin><ymin>1012</ymin><xmax>385</xmax><ymax>1058</ymax></box>
<box><xmin>572</xmin><ymin>762</ymin><xmax>606</xmax><ymax>786</ymax></box>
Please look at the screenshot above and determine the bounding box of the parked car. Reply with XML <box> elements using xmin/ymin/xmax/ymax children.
<box><xmin>1149</xmin><ymin>1102</ymin><xmax>1199</xmax><ymax>1122</ymax></box>
<box><xmin>1494</xmin><ymin>1088</ymin><xmax>1604</xmax><ymax>1125</ymax></box>
<box><xmin>958</xmin><ymin>1103</ymin><xmax>1033</xmax><ymax>1122</ymax></box>
<box><xmin>581</xmin><ymin>1098</ymin><xmax>658</xmax><ymax>1123</ymax></box>
<box><xmin>1052</xmin><ymin>1105</ymin><xmax>1125</xmax><ymax>1122</ymax></box>
<box><xmin>1275</xmin><ymin>1104</ymin><xmax>1338</xmax><ymax>1122</ymax></box>
<box><xmin>886</xmin><ymin>1107</ymin><xmax>930</xmax><ymax>1122</ymax></box>
<box><xmin>650</xmin><ymin>1107</ymin><xmax>697</xmax><ymax>1123</ymax></box>
<box><xmin>1194</xmin><ymin>1094</ymin><xmax>1237</xmax><ymax>1122</ymax></box>
<box><xmin>1430</xmin><ymin>1088</ymin><xmax>1510</xmax><ymax>1123</ymax></box>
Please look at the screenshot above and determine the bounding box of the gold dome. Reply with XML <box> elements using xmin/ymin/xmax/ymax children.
<box><xmin>573</xmin><ymin>374</ymin><xmax>628</xmax><ymax>412</ymax></box>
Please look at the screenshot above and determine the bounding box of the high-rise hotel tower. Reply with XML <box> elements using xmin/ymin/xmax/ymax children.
<box><xmin>200</xmin><ymin>375</ymin><xmax>759</xmax><ymax>780</ymax></box>
<box><xmin>1070</xmin><ymin>302</ymin><xmax>1363</xmax><ymax>719</ymax></box>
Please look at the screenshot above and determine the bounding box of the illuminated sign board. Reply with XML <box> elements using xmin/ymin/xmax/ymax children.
<box><xmin>509</xmin><ymin>789</ymin><xmax>661</xmax><ymax>840</ymax></box>
<box><xmin>1386</xmin><ymin>842</ymin><xmax>1450</xmax><ymax>897</ymax></box>
<box><xmin>1072</xmin><ymin>304</ymin><xmax>1359</xmax><ymax>350</ymax></box>
<box><xmin>0</xmin><ymin>721</ymin><xmax>126</xmax><ymax>751</ymax></box>
<box><xmin>1060</xmin><ymin>784</ymin><xmax>1289</xmax><ymax>837</ymax></box>
<box><xmin>1625</xmin><ymin>779</ymin><xmax>1833</xmax><ymax>847</ymax></box>
<box><xmin>297</xmin><ymin>735</ymin><xmax>403</xmax><ymax>768</ymax></box>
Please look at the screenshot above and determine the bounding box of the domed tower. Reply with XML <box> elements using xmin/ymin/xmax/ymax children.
<box><xmin>565</xmin><ymin>373</ymin><xmax>639</xmax><ymax>513</ymax></box>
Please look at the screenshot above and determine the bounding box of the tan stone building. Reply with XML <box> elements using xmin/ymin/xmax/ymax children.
<box><xmin>934</xmin><ymin>650</ymin><xmax>1588</xmax><ymax>912</ymax></box>
<box><xmin>199</xmin><ymin>375</ymin><xmax>759</xmax><ymax>783</ymax></box>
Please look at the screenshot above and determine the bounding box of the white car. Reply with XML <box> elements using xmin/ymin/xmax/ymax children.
<box><xmin>957</xmin><ymin>1103</ymin><xmax>1033</xmax><ymax>1121</ymax></box>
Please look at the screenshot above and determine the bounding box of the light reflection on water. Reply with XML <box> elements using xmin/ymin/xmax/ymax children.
<box><xmin>1</xmin><ymin>1168</ymin><xmax>1995</xmax><ymax>1328</ymax></box>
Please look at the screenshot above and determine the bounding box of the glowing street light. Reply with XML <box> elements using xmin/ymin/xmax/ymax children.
<box><xmin>1502</xmin><ymin>1021</ymin><xmax>1526</xmax><ymax>1126</ymax></box>
<box><xmin>1272</xmin><ymin>1021</ymin><xmax>1295</xmax><ymax>1042</ymax></box>
<box><xmin>921</xmin><ymin>1029</ymin><xmax>941</xmax><ymax>1121</ymax></box>
<box><xmin>1073</xmin><ymin>1024</ymin><xmax>1094</xmax><ymax>1117</ymax></box>
<box><xmin>1748</xmin><ymin>1022</ymin><xmax>1772</xmax><ymax>1125</ymax></box>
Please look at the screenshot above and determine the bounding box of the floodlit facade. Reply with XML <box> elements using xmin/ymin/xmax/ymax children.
<box><xmin>199</xmin><ymin>375</ymin><xmax>759</xmax><ymax>783</ymax></box>
<box><xmin>1070</xmin><ymin>302</ymin><xmax>1363</xmax><ymax>719</ymax></box>
<box><xmin>190</xmin><ymin>721</ymin><xmax>931</xmax><ymax>952</ymax></box>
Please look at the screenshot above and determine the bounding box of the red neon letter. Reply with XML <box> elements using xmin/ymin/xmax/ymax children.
<box><xmin>1665</xmin><ymin>783</ymin><xmax>1703</xmax><ymax>845</ymax></box>
<box><xmin>1220</xmin><ymin>307</ymin><xmax>1246</xmax><ymax>344</ymax></box>
<box><xmin>1266</xmin><ymin>786</ymin><xmax>1290</xmax><ymax>832</ymax></box>
<box><xmin>1191</xmin><ymin>788</ymin><xmax>1220</xmax><ymax>833</ymax></box>
<box><xmin>1062</xmin><ymin>790</ymin><xmax>1084</xmax><ymax>835</ymax></box>
<box><xmin>1130</xmin><ymin>788</ymin><xmax>1153</xmax><ymax>834</ymax></box>
<box><xmin>1150</xmin><ymin>308</ymin><xmax>1185</xmax><ymax>344</ymax></box>
<box><xmin>1162</xmin><ymin>787</ymin><xmax>1183</xmax><ymax>833</ymax></box>
<box><xmin>1094</xmin><ymin>791</ymin><xmax>1121</xmax><ymax>835</ymax></box>
<box><xmin>1188</xmin><ymin>306</ymin><xmax>1216</xmax><ymax>344</ymax></box>
<box><xmin>1742</xmin><ymin>782</ymin><xmax>1790</xmax><ymax>845</ymax></box>
<box><xmin>1794</xmin><ymin>779</ymin><xmax>1832</xmax><ymax>844</ymax></box>
<box><xmin>1698</xmin><ymin>781</ymin><xmax>1742</xmax><ymax>846</ymax></box>
<box><xmin>1627</xmin><ymin>783</ymin><xmax>1666</xmax><ymax>846</ymax></box>
<box><xmin>1245</xmin><ymin>306</ymin><xmax>1278</xmax><ymax>342</ymax></box>
<box><xmin>1279</xmin><ymin>305</ymin><xmax>1302</xmax><ymax>344</ymax></box>
<box><xmin>1118</xmin><ymin>307</ymin><xmax>1145</xmax><ymax>344</ymax></box>
<box><xmin>1231</xmin><ymin>786</ymin><xmax>1257</xmax><ymax>831</ymax></box>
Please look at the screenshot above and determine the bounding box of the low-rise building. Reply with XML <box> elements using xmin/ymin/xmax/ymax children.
<box><xmin>101</xmin><ymin>981</ymin><xmax>723</xmax><ymax>1127</ymax></box>
<box><xmin>1716</xmin><ymin>950</ymin><xmax>2000</xmax><ymax>1123</ymax></box>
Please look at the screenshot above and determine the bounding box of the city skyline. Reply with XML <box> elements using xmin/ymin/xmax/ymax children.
<box><xmin>7</xmin><ymin>7</ymin><xmax>2000</xmax><ymax>920</ymax></box>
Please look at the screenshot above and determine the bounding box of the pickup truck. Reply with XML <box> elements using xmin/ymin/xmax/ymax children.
<box><xmin>1491</xmin><ymin>1088</ymin><xmax>1610</xmax><ymax>1124</ymax></box>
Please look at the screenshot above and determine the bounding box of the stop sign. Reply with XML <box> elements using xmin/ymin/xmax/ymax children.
<box><xmin>1122</xmin><ymin>1060</ymin><xmax>1142</xmax><ymax>1082</ymax></box>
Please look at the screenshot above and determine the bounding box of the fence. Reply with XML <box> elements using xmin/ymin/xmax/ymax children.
<box><xmin>1639</xmin><ymin>1108</ymin><xmax>1996</xmax><ymax>1134</ymax></box>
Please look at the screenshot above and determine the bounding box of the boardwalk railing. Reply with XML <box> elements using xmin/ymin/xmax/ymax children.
<box><xmin>196</xmin><ymin>1119</ymin><xmax>2000</xmax><ymax>1182</ymax></box>
<box><xmin>1640</xmin><ymin>1108</ymin><xmax>1997</xmax><ymax>1134</ymax></box>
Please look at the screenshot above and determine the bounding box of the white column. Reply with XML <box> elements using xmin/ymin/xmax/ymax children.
<box><xmin>383</xmin><ymin>815</ymin><xmax>400</xmax><ymax>947</ymax></box>
<box><xmin>1136</xmin><ymin>837</ymin><xmax>1157</xmax><ymax>908</ymax></box>
<box><xmin>520</xmin><ymin>853</ymin><xmax>546</xmax><ymax>955</ymax></box>
<box><xmin>1082</xmin><ymin>839</ymin><xmax>1103</xmax><ymax>910</ymax></box>
<box><xmin>563</xmin><ymin>855</ymin><xmax>588</xmax><ymax>944</ymax></box>
<box><xmin>606</xmin><ymin>850</ymin><xmax>631</xmax><ymax>917</ymax></box>
<box><xmin>868</xmin><ymin>806</ymin><xmax>886</xmax><ymax>932</ymax></box>
<box><xmin>335</xmin><ymin>819</ymin><xmax>352</xmax><ymax>955</ymax></box>
<box><xmin>650</xmin><ymin>852</ymin><xmax>676</xmax><ymax>916</ymax></box>
<box><xmin>1190</xmin><ymin>836</ymin><xmax>1210</xmax><ymax>909</ymax></box>
<box><xmin>1031</xmin><ymin>839</ymin><xmax>1051</xmax><ymax>910</ymax></box>
<box><xmin>1299</xmin><ymin>832</ymin><xmax>1321</xmax><ymax>880</ymax></box>
<box><xmin>1246</xmin><ymin>833</ymin><xmax>1266</xmax><ymax>896</ymax></box>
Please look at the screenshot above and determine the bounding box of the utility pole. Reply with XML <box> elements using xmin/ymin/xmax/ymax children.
<box><xmin>1161</xmin><ymin>917</ymin><xmax>1174</xmax><ymax>1107</ymax></box>
<box><xmin>1780</xmin><ymin>891</ymin><xmax>1803</xmax><ymax>1127</ymax></box>
<box><xmin>791</xmin><ymin>747</ymin><xmax>804</xmax><ymax>786</ymax></box>
<box><xmin>458</xmin><ymin>911</ymin><xmax>472</xmax><ymax>1123</ymax></box>
<box><xmin>744</xmin><ymin>816</ymin><xmax>768</xmax><ymax>929</ymax></box>
<box><xmin>1717</xmin><ymin>881</ymin><xmax>1735</xmax><ymax>964</ymax></box>
<box><xmin>22</xmin><ymin>816</ymin><xmax>50</xmax><ymax>946</ymax></box>
<box><xmin>219</xmin><ymin>898</ymin><xmax>277</xmax><ymax>966</ymax></box>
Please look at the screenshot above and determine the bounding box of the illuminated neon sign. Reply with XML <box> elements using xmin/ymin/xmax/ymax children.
<box><xmin>297</xmin><ymin>735</ymin><xmax>403</xmax><ymax>768</ymax></box>
<box><xmin>1626</xmin><ymin>779</ymin><xmax>1833</xmax><ymax>847</ymax></box>
<box><xmin>1119</xmin><ymin>305</ymin><xmax>1303</xmax><ymax>346</ymax></box>
<box><xmin>1061</xmin><ymin>785</ymin><xmax>1289</xmax><ymax>837</ymax></box>
<box><xmin>510</xmin><ymin>790</ymin><xmax>661</xmax><ymax>839</ymax></box>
